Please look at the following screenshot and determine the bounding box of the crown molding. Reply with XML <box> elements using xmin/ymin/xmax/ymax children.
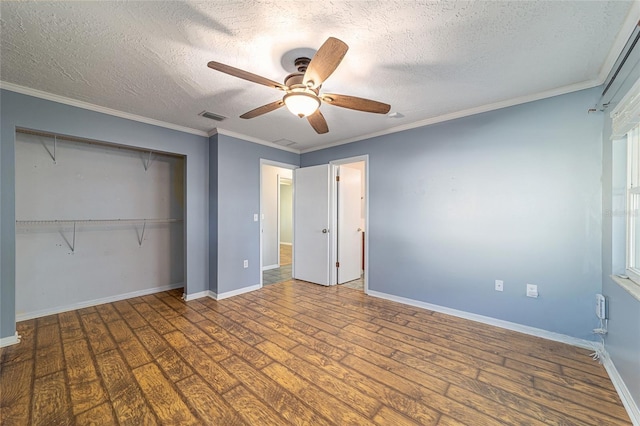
<box><xmin>0</xmin><ymin>75</ymin><xmax>603</xmax><ymax>156</ymax></box>
<box><xmin>212</xmin><ymin>128</ymin><xmax>301</xmax><ymax>154</ymax></box>
<box><xmin>301</xmin><ymin>78</ymin><xmax>601</xmax><ymax>153</ymax></box>
<box><xmin>0</xmin><ymin>81</ymin><xmax>300</xmax><ymax>153</ymax></box>
<box><xmin>0</xmin><ymin>81</ymin><xmax>209</xmax><ymax>137</ymax></box>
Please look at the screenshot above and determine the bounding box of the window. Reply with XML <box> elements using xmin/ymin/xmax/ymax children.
<box><xmin>611</xmin><ymin>77</ymin><xmax>640</xmax><ymax>288</ymax></box>
<box><xmin>627</xmin><ymin>125</ymin><xmax>640</xmax><ymax>284</ymax></box>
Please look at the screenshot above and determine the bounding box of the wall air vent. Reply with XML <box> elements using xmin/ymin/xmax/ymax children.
<box><xmin>199</xmin><ymin>111</ymin><xmax>227</xmax><ymax>121</ymax></box>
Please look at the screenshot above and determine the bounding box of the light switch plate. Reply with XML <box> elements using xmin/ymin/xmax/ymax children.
<box><xmin>495</xmin><ymin>280</ymin><xmax>504</xmax><ymax>291</ymax></box>
<box><xmin>526</xmin><ymin>284</ymin><xmax>538</xmax><ymax>298</ymax></box>
<box><xmin>253</xmin><ymin>214</ymin><xmax>258</xmax><ymax>222</ymax></box>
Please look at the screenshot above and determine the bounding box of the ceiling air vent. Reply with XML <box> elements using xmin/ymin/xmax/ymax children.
<box><xmin>199</xmin><ymin>111</ymin><xmax>227</xmax><ymax>121</ymax></box>
<box><xmin>274</xmin><ymin>139</ymin><xmax>297</xmax><ymax>147</ymax></box>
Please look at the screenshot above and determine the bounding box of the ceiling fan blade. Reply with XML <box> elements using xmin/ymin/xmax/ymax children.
<box><xmin>207</xmin><ymin>61</ymin><xmax>287</xmax><ymax>91</ymax></box>
<box><xmin>322</xmin><ymin>93</ymin><xmax>391</xmax><ymax>114</ymax></box>
<box><xmin>307</xmin><ymin>109</ymin><xmax>329</xmax><ymax>134</ymax></box>
<box><xmin>303</xmin><ymin>37</ymin><xmax>348</xmax><ymax>89</ymax></box>
<box><xmin>240</xmin><ymin>100</ymin><xmax>285</xmax><ymax>119</ymax></box>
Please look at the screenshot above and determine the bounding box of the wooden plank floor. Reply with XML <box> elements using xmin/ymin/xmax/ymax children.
<box><xmin>280</xmin><ymin>244</ymin><xmax>292</xmax><ymax>266</ymax></box>
<box><xmin>0</xmin><ymin>281</ymin><xmax>631</xmax><ymax>425</ymax></box>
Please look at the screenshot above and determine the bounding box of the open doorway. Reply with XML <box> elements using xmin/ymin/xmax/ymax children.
<box><xmin>335</xmin><ymin>160</ymin><xmax>365</xmax><ymax>291</ymax></box>
<box><xmin>292</xmin><ymin>156</ymin><xmax>368</xmax><ymax>291</ymax></box>
<box><xmin>261</xmin><ymin>162</ymin><xmax>295</xmax><ymax>286</ymax></box>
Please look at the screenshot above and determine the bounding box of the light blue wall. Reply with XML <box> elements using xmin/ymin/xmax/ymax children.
<box><xmin>601</xmin><ymin>95</ymin><xmax>640</xmax><ymax>409</ymax></box>
<box><xmin>302</xmin><ymin>87</ymin><xmax>603</xmax><ymax>339</ymax></box>
<box><xmin>603</xmin><ymin>278</ymin><xmax>640</xmax><ymax>407</ymax></box>
<box><xmin>0</xmin><ymin>89</ymin><xmax>209</xmax><ymax>339</ymax></box>
<box><xmin>214</xmin><ymin>134</ymin><xmax>299</xmax><ymax>294</ymax></box>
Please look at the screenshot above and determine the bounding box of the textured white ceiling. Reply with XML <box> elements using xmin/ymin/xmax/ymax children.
<box><xmin>0</xmin><ymin>1</ymin><xmax>635</xmax><ymax>152</ymax></box>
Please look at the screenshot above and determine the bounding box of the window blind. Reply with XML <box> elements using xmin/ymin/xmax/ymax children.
<box><xmin>611</xmin><ymin>77</ymin><xmax>640</xmax><ymax>139</ymax></box>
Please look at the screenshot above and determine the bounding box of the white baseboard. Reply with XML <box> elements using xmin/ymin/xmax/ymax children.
<box><xmin>215</xmin><ymin>284</ymin><xmax>261</xmax><ymax>300</ymax></box>
<box><xmin>599</xmin><ymin>346</ymin><xmax>640</xmax><ymax>425</ymax></box>
<box><xmin>262</xmin><ymin>264</ymin><xmax>279</xmax><ymax>271</ymax></box>
<box><xmin>367</xmin><ymin>290</ymin><xmax>640</xmax><ymax>423</ymax></box>
<box><xmin>183</xmin><ymin>290</ymin><xmax>216</xmax><ymax>301</ymax></box>
<box><xmin>0</xmin><ymin>331</ymin><xmax>21</xmax><ymax>348</ymax></box>
<box><xmin>183</xmin><ymin>284</ymin><xmax>260</xmax><ymax>301</ymax></box>
<box><xmin>367</xmin><ymin>290</ymin><xmax>596</xmax><ymax>350</ymax></box>
<box><xmin>16</xmin><ymin>283</ymin><xmax>184</xmax><ymax>321</ymax></box>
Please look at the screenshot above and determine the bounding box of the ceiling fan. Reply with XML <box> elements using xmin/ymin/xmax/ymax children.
<box><xmin>207</xmin><ymin>37</ymin><xmax>390</xmax><ymax>134</ymax></box>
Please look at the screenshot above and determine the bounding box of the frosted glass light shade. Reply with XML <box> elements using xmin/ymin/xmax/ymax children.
<box><xmin>283</xmin><ymin>92</ymin><xmax>320</xmax><ymax>117</ymax></box>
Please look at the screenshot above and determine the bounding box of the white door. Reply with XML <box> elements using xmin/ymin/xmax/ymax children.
<box><xmin>293</xmin><ymin>164</ymin><xmax>331</xmax><ymax>285</ymax></box>
<box><xmin>337</xmin><ymin>166</ymin><xmax>363</xmax><ymax>283</ymax></box>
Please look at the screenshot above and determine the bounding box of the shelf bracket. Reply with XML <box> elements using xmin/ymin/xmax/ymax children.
<box><xmin>142</xmin><ymin>151</ymin><xmax>153</xmax><ymax>171</ymax></box>
<box><xmin>40</xmin><ymin>135</ymin><xmax>57</xmax><ymax>163</ymax></box>
<box><xmin>58</xmin><ymin>221</ymin><xmax>76</xmax><ymax>253</ymax></box>
<box><xmin>135</xmin><ymin>220</ymin><xmax>147</xmax><ymax>246</ymax></box>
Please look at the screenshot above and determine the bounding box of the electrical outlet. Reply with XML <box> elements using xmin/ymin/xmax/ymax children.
<box><xmin>243</xmin><ymin>259</ymin><xmax>248</xmax><ymax>268</ymax></box>
<box><xmin>495</xmin><ymin>280</ymin><xmax>504</xmax><ymax>291</ymax></box>
<box><xmin>526</xmin><ymin>284</ymin><xmax>538</xmax><ymax>298</ymax></box>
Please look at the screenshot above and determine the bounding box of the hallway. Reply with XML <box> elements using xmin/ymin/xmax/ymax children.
<box><xmin>263</xmin><ymin>244</ymin><xmax>291</xmax><ymax>285</ymax></box>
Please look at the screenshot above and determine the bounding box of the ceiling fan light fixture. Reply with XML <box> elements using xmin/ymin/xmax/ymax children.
<box><xmin>283</xmin><ymin>92</ymin><xmax>320</xmax><ymax>118</ymax></box>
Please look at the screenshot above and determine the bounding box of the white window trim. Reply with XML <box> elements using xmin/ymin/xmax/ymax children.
<box><xmin>611</xmin><ymin>274</ymin><xmax>640</xmax><ymax>302</ymax></box>
<box><xmin>625</xmin><ymin>125</ymin><xmax>640</xmax><ymax>288</ymax></box>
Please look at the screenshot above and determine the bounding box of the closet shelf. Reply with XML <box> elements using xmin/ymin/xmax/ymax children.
<box><xmin>15</xmin><ymin>219</ymin><xmax>182</xmax><ymax>253</ymax></box>
<box><xmin>16</xmin><ymin>128</ymin><xmax>166</xmax><ymax>170</ymax></box>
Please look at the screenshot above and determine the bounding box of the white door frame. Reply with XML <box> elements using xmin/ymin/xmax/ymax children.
<box><xmin>260</xmin><ymin>156</ymin><xmax>369</xmax><ymax>292</ymax></box>
<box><xmin>330</xmin><ymin>155</ymin><xmax>369</xmax><ymax>293</ymax></box>
<box><xmin>259</xmin><ymin>159</ymin><xmax>298</xmax><ymax>288</ymax></box>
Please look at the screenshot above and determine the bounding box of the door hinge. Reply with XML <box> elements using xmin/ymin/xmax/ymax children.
<box><xmin>336</xmin><ymin>262</ymin><xmax>340</xmax><ymax>267</ymax></box>
<box><xmin>336</xmin><ymin>176</ymin><xmax>340</xmax><ymax>182</ymax></box>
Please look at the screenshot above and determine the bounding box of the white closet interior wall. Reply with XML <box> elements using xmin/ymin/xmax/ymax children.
<box><xmin>14</xmin><ymin>130</ymin><xmax>185</xmax><ymax>319</ymax></box>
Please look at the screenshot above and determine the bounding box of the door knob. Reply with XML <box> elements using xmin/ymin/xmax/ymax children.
<box><xmin>322</xmin><ymin>229</ymin><xmax>329</xmax><ymax>233</ymax></box>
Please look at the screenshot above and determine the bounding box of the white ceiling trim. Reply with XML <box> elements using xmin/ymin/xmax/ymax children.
<box><xmin>1</xmin><ymin>1</ymin><xmax>633</xmax><ymax>151</ymax></box>
<box><xmin>0</xmin><ymin>77</ymin><xmax>605</xmax><ymax>157</ymax></box>
<box><xmin>0</xmin><ymin>80</ymin><xmax>300</xmax><ymax>154</ymax></box>
<box><xmin>301</xmin><ymin>78</ymin><xmax>603</xmax><ymax>153</ymax></box>
<box><xmin>0</xmin><ymin>81</ymin><xmax>209</xmax><ymax>137</ymax></box>
<box><xmin>211</xmin><ymin>128</ymin><xmax>300</xmax><ymax>154</ymax></box>
<box><xmin>598</xmin><ymin>1</ymin><xmax>640</xmax><ymax>82</ymax></box>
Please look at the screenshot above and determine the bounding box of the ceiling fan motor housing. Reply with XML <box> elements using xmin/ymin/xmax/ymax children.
<box><xmin>284</xmin><ymin>72</ymin><xmax>319</xmax><ymax>94</ymax></box>
<box><xmin>294</xmin><ymin>57</ymin><xmax>310</xmax><ymax>73</ymax></box>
